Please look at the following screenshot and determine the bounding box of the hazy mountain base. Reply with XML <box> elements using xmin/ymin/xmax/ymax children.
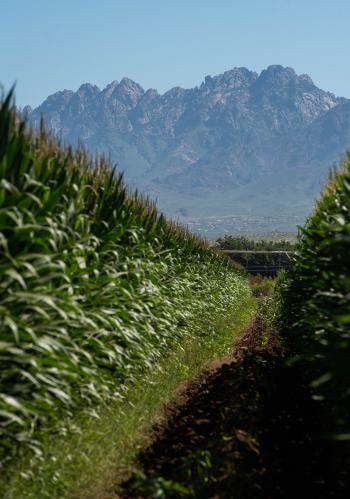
<box><xmin>135</xmin><ymin>155</ymin><xmax>329</xmax><ymax>223</ymax></box>
<box><xmin>153</xmin><ymin>166</ymin><xmax>315</xmax><ymax>237</ymax></box>
<box><xmin>185</xmin><ymin>217</ymin><xmax>301</xmax><ymax>240</ymax></box>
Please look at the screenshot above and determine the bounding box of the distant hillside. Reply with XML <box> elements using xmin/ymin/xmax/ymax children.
<box><xmin>24</xmin><ymin>65</ymin><xmax>350</xmax><ymax>229</ymax></box>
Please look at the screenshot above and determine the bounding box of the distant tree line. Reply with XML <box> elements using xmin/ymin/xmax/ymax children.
<box><xmin>215</xmin><ymin>236</ymin><xmax>297</xmax><ymax>274</ymax></box>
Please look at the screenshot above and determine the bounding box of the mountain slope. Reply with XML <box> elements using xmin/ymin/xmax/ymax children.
<box><xmin>25</xmin><ymin>65</ymin><xmax>350</xmax><ymax>228</ymax></box>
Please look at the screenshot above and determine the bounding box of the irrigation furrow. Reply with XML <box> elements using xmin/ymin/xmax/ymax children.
<box><xmin>119</xmin><ymin>315</ymin><xmax>347</xmax><ymax>498</ymax></box>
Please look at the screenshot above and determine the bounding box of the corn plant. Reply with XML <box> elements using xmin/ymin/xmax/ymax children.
<box><xmin>0</xmin><ymin>90</ymin><xmax>249</xmax><ymax>463</ymax></box>
<box><xmin>280</xmin><ymin>158</ymin><xmax>350</xmax><ymax>439</ymax></box>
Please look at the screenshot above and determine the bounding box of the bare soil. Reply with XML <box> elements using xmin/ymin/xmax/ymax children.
<box><xmin>118</xmin><ymin>315</ymin><xmax>349</xmax><ymax>498</ymax></box>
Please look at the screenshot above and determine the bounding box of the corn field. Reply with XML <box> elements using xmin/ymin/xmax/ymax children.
<box><xmin>280</xmin><ymin>158</ymin><xmax>350</xmax><ymax>439</ymax></box>
<box><xmin>0</xmin><ymin>90</ymin><xmax>250</xmax><ymax>463</ymax></box>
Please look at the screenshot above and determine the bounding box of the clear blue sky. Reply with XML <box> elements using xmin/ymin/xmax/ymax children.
<box><xmin>1</xmin><ymin>0</ymin><xmax>349</xmax><ymax>108</ymax></box>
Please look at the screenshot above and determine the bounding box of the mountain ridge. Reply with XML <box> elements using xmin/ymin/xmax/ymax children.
<box><xmin>24</xmin><ymin>65</ymin><xmax>350</xmax><ymax>231</ymax></box>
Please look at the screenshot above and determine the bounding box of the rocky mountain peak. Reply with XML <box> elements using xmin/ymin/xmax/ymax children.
<box><xmin>112</xmin><ymin>78</ymin><xmax>144</xmax><ymax>107</ymax></box>
<box><xmin>163</xmin><ymin>86</ymin><xmax>187</xmax><ymax>100</ymax></box>
<box><xmin>258</xmin><ymin>65</ymin><xmax>298</xmax><ymax>86</ymax></box>
<box><xmin>77</xmin><ymin>83</ymin><xmax>100</xmax><ymax>96</ymax></box>
<box><xmin>119</xmin><ymin>77</ymin><xmax>140</xmax><ymax>86</ymax></box>
<box><xmin>255</xmin><ymin>66</ymin><xmax>322</xmax><ymax>97</ymax></box>
<box><xmin>39</xmin><ymin>89</ymin><xmax>74</xmax><ymax>112</ymax></box>
<box><xmin>299</xmin><ymin>73</ymin><xmax>314</xmax><ymax>85</ymax></box>
<box><xmin>202</xmin><ymin>67</ymin><xmax>257</xmax><ymax>92</ymax></box>
<box><xmin>222</xmin><ymin>67</ymin><xmax>258</xmax><ymax>87</ymax></box>
<box><xmin>144</xmin><ymin>88</ymin><xmax>159</xmax><ymax>99</ymax></box>
<box><xmin>101</xmin><ymin>80</ymin><xmax>119</xmax><ymax>98</ymax></box>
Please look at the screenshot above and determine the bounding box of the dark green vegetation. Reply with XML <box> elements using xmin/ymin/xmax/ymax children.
<box><xmin>216</xmin><ymin>235</ymin><xmax>296</xmax><ymax>275</ymax></box>
<box><xmin>0</xmin><ymin>91</ymin><xmax>253</xmax><ymax>497</ymax></box>
<box><xmin>280</xmin><ymin>160</ymin><xmax>350</xmax><ymax>442</ymax></box>
<box><xmin>216</xmin><ymin>235</ymin><xmax>296</xmax><ymax>252</ymax></box>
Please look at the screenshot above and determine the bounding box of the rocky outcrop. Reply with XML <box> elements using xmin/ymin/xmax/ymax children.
<box><xmin>25</xmin><ymin>65</ymin><xmax>350</xmax><ymax>219</ymax></box>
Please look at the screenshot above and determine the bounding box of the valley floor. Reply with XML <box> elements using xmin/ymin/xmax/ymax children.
<box><xmin>185</xmin><ymin>215</ymin><xmax>301</xmax><ymax>240</ymax></box>
<box><xmin>118</xmin><ymin>314</ymin><xmax>349</xmax><ymax>499</ymax></box>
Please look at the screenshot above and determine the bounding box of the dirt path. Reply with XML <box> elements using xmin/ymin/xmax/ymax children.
<box><xmin>118</xmin><ymin>315</ymin><xmax>348</xmax><ymax>498</ymax></box>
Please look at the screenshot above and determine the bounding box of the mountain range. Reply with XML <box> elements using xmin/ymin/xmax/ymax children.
<box><xmin>24</xmin><ymin>65</ymin><xmax>350</xmax><ymax>234</ymax></box>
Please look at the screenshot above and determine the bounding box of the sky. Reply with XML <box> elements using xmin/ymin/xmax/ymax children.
<box><xmin>1</xmin><ymin>0</ymin><xmax>349</xmax><ymax>108</ymax></box>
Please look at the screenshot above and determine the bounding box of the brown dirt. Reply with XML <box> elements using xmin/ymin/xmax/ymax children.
<box><xmin>118</xmin><ymin>315</ymin><xmax>349</xmax><ymax>499</ymax></box>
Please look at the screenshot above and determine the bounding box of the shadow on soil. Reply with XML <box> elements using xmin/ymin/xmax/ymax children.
<box><xmin>119</xmin><ymin>316</ymin><xmax>349</xmax><ymax>498</ymax></box>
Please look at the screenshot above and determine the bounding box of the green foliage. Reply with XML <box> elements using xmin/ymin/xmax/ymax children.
<box><xmin>249</xmin><ymin>275</ymin><xmax>275</xmax><ymax>298</ymax></box>
<box><xmin>130</xmin><ymin>450</ymin><xmax>215</xmax><ymax>498</ymax></box>
<box><xmin>0</xmin><ymin>91</ymin><xmax>248</xmax><ymax>464</ymax></box>
<box><xmin>131</xmin><ymin>471</ymin><xmax>191</xmax><ymax>498</ymax></box>
<box><xmin>280</xmin><ymin>160</ymin><xmax>350</xmax><ymax>438</ymax></box>
<box><xmin>216</xmin><ymin>235</ymin><xmax>296</xmax><ymax>252</ymax></box>
<box><xmin>2</xmin><ymin>299</ymin><xmax>255</xmax><ymax>498</ymax></box>
<box><xmin>216</xmin><ymin>235</ymin><xmax>296</xmax><ymax>274</ymax></box>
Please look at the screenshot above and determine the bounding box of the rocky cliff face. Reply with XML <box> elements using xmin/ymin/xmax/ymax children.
<box><xmin>26</xmin><ymin>65</ymin><xmax>350</xmax><ymax>222</ymax></box>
